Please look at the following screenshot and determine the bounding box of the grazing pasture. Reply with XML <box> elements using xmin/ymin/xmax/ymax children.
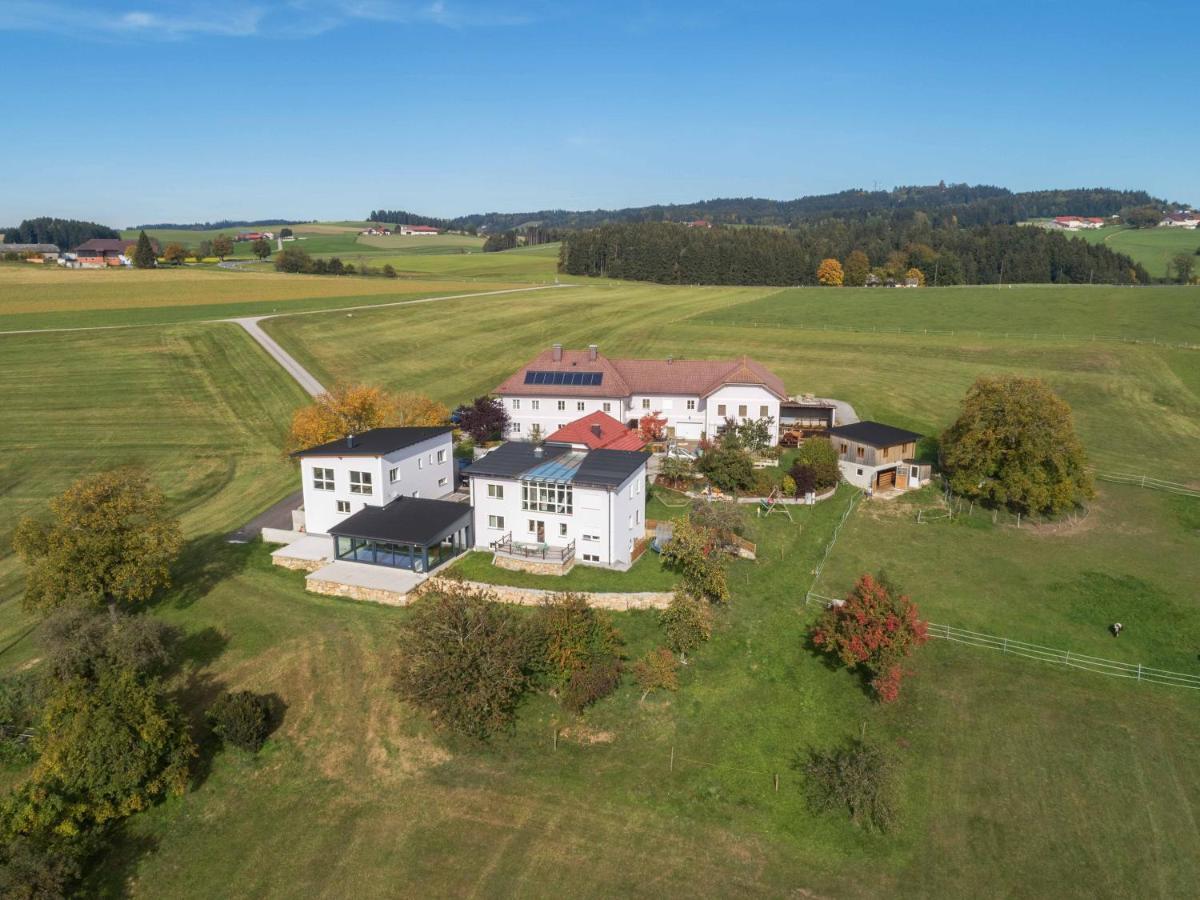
<box><xmin>2</xmin><ymin>275</ymin><xmax>1199</xmax><ymax>897</ymax></box>
<box><xmin>1071</xmin><ymin>225</ymin><xmax>1200</xmax><ymax>278</ymax></box>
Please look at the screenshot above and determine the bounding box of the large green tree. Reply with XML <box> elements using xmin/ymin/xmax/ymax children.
<box><xmin>13</xmin><ymin>469</ymin><xmax>183</xmax><ymax>617</ymax></box>
<box><xmin>132</xmin><ymin>231</ymin><xmax>156</xmax><ymax>268</ymax></box>
<box><xmin>940</xmin><ymin>375</ymin><xmax>1093</xmax><ymax>515</ymax></box>
<box><xmin>391</xmin><ymin>584</ymin><xmax>533</xmax><ymax>740</ymax></box>
<box><xmin>843</xmin><ymin>249</ymin><xmax>870</xmax><ymax>286</ymax></box>
<box><xmin>211</xmin><ymin>234</ymin><xmax>234</xmax><ymax>259</ymax></box>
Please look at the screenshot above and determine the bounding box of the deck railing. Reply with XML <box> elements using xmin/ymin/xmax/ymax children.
<box><xmin>491</xmin><ymin>534</ymin><xmax>576</xmax><ymax>563</ymax></box>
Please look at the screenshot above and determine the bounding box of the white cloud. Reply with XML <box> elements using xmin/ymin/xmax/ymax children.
<box><xmin>0</xmin><ymin>0</ymin><xmax>534</xmax><ymax>40</ymax></box>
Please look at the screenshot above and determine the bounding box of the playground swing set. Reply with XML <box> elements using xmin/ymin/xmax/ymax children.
<box><xmin>756</xmin><ymin>486</ymin><xmax>793</xmax><ymax>521</ymax></box>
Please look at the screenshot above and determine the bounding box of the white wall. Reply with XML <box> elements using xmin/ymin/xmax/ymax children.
<box><xmin>468</xmin><ymin>465</ymin><xmax>647</xmax><ymax>569</ymax></box>
<box><xmin>300</xmin><ymin>433</ymin><xmax>453</xmax><ymax>535</ymax></box>
<box><xmin>504</xmin><ymin>395</ymin><xmax>626</xmax><ymax>439</ymax></box>
<box><xmin>629</xmin><ymin>393</ymin><xmax>704</xmax><ymax>440</ymax></box>
<box><xmin>704</xmin><ymin>384</ymin><xmax>781</xmax><ymax>444</ymax></box>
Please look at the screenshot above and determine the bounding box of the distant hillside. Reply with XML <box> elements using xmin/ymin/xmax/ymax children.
<box><xmin>4</xmin><ymin>217</ymin><xmax>120</xmax><ymax>248</ymax></box>
<box><xmin>370</xmin><ymin>184</ymin><xmax>1178</xmax><ymax>233</ymax></box>
<box><xmin>131</xmin><ymin>219</ymin><xmax>311</xmax><ymax>231</ymax></box>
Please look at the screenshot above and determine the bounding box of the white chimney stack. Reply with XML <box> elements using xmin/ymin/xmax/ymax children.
<box><xmin>552</xmin><ymin>343</ymin><xmax>563</xmax><ymax>362</ymax></box>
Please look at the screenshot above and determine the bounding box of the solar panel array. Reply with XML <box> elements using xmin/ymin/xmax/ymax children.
<box><xmin>523</xmin><ymin>370</ymin><xmax>603</xmax><ymax>386</ymax></box>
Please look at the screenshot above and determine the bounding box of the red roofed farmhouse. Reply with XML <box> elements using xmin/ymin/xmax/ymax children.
<box><xmin>494</xmin><ymin>343</ymin><xmax>788</xmax><ymax>444</ymax></box>
<box><xmin>73</xmin><ymin>238</ymin><xmax>157</xmax><ymax>267</ymax></box>
<box><xmin>545</xmin><ymin>411</ymin><xmax>647</xmax><ymax>451</ymax></box>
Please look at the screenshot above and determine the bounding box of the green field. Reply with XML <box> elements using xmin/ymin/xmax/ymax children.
<box><xmin>1057</xmin><ymin>224</ymin><xmax>1200</xmax><ymax>279</ymax></box>
<box><xmin>2</xmin><ymin>274</ymin><xmax>1200</xmax><ymax>897</ymax></box>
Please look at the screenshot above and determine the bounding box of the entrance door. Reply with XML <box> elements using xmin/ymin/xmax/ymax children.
<box><xmin>536</xmin><ymin>520</ymin><xmax>545</xmax><ymax>542</ymax></box>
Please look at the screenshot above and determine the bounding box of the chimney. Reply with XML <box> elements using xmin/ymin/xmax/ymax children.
<box><xmin>587</xmin><ymin>344</ymin><xmax>598</xmax><ymax>361</ymax></box>
<box><xmin>667</xmin><ymin>355</ymin><xmax>673</xmax><ymax>365</ymax></box>
<box><xmin>552</xmin><ymin>343</ymin><xmax>563</xmax><ymax>362</ymax></box>
<box><xmin>533</xmin><ymin>445</ymin><xmax>544</xmax><ymax>457</ymax></box>
<box><xmin>346</xmin><ymin>434</ymin><xmax>356</xmax><ymax>448</ymax></box>
<box><xmin>591</xmin><ymin>423</ymin><xmax>603</xmax><ymax>438</ymax></box>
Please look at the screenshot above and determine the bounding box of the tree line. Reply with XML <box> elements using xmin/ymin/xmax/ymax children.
<box><xmin>132</xmin><ymin>219</ymin><xmax>309</xmax><ymax>230</ymax></box>
<box><xmin>558</xmin><ymin>219</ymin><xmax>1150</xmax><ymax>286</ymax></box>
<box><xmin>3</xmin><ymin>217</ymin><xmax>119</xmax><ymax>248</ymax></box>
<box><xmin>367</xmin><ymin>209</ymin><xmax>450</xmax><ymax>229</ymax></box>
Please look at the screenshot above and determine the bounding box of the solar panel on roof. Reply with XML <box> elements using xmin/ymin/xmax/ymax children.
<box><xmin>523</xmin><ymin>370</ymin><xmax>603</xmax><ymax>386</ymax></box>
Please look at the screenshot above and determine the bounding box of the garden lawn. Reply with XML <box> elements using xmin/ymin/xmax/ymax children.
<box><xmin>0</xmin><ymin>322</ymin><xmax>307</xmax><ymax>665</ymax></box>
<box><xmin>445</xmin><ymin>549</ymin><xmax>676</xmax><ymax>592</ymax></box>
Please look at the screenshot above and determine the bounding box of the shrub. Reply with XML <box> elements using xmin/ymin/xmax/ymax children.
<box><xmin>799</xmin><ymin>739</ymin><xmax>898</xmax><ymax>832</ymax></box>
<box><xmin>688</xmin><ymin>499</ymin><xmax>746</xmax><ymax>551</ymax></box>
<box><xmin>810</xmin><ymin>573</ymin><xmax>928</xmax><ymax>702</ymax></box>
<box><xmin>781</xmin><ymin>474</ymin><xmax>797</xmax><ymax>496</ymax></box>
<box><xmin>207</xmin><ymin>691</ymin><xmax>273</xmax><ymax>753</ymax></box>
<box><xmin>274</xmin><ymin>246</ymin><xmax>313</xmax><ymax>273</ymax></box>
<box><xmin>0</xmin><ymin>833</ymin><xmax>90</xmax><ymax>900</ymax></box>
<box><xmin>789</xmin><ymin>437</ymin><xmax>840</xmax><ymax>492</ymax></box>
<box><xmin>696</xmin><ymin>444</ymin><xmax>754</xmax><ymax>493</ymax></box>
<box><xmin>750</xmin><ymin>467</ymin><xmax>776</xmax><ymax>496</ymax></box>
<box><xmin>659</xmin><ymin>519</ymin><xmax>729</xmax><ymax>604</ymax></box>
<box><xmin>392</xmin><ymin>584</ymin><xmax>534</xmax><ymax>739</ymax></box>
<box><xmin>534</xmin><ymin>593</ymin><xmax>622</xmax><ymax>712</ymax></box>
<box><xmin>632</xmin><ymin>647</ymin><xmax>679</xmax><ymax>703</ymax></box>
<box><xmin>659</xmin><ymin>591</ymin><xmax>713</xmax><ymax>662</ymax></box>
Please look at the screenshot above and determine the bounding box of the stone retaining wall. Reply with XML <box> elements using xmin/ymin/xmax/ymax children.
<box><xmin>307</xmin><ymin>576</ymin><xmax>410</xmax><ymax>607</ymax></box>
<box><xmin>493</xmin><ymin>554</ymin><xmax>576</xmax><ymax>576</ymax></box>
<box><xmin>272</xmin><ymin>556</ymin><xmax>325</xmax><ymax>573</ymax></box>
<box><xmin>426</xmin><ymin>577</ymin><xmax>672</xmax><ymax>611</ymax></box>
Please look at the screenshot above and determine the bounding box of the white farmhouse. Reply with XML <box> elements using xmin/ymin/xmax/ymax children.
<box><xmin>493</xmin><ymin>344</ymin><xmax>788</xmax><ymax>444</ymax></box>
<box><xmin>465</xmin><ymin>441</ymin><xmax>648</xmax><ymax>571</ymax></box>
<box><xmin>292</xmin><ymin>427</ymin><xmax>455</xmax><ymax>535</ymax></box>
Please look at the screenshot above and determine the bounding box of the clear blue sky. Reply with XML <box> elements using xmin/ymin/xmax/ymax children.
<box><xmin>3</xmin><ymin>1</ymin><xmax>1196</xmax><ymax>226</ymax></box>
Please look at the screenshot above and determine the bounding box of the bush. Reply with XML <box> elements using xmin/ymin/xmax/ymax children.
<box><xmin>696</xmin><ymin>445</ymin><xmax>754</xmax><ymax>493</ymax></box>
<box><xmin>750</xmin><ymin>467</ymin><xmax>776</xmax><ymax>496</ymax></box>
<box><xmin>810</xmin><ymin>573</ymin><xmax>928</xmax><ymax>702</ymax></box>
<box><xmin>0</xmin><ymin>833</ymin><xmax>90</xmax><ymax>900</ymax></box>
<box><xmin>789</xmin><ymin>438</ymin><xmax>840</xmax><ymax>493</ymax></box>
<box><xmin>781</xmin><ymin>474</ymin><xmax>797</xmax><ymax>496</ymax></box>
<box><xmin>274</xmin><ymin>246</ymin><xmax>313</xmax><ymax>273</ymax></box>
<box><xmin>688</xmin><ymin>499</ymin><xmax>746</xmax><ymax>552</ymax></box>
<box><xmin>534</xmin><ymin>593</ymin><xmax>622</xmax><ymax>712</ymax></box>
<box><xmin>659</xmin><ymin>591</ymin><xmax>713</xmax><ymax>662</ymax></box>
<box><xmin>207</xmin><ymin>691</ymin><xmax>273</xmax><ymax>753</ymax></box>
<box><xmin>632</xmin><ymin>647</ymin><xmax>679</xmax><ymax>703</ymax></box>
<box><xmin>799</xmin><ymin>739</ymin><xmax>898</xmax><ymax>832</ymax></box>
<box><xmin>659</xmin><ymin>519</ymin><xmax>729</xmax><ymax>604</ymax></box>
<box><xmin>392</xmin><ymin>584</ymin><xmax>534</xmax><ymax>740</ymax></box>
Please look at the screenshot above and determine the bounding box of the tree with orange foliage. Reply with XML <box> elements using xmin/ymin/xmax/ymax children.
<box><xmin>394</xmin><ymin>391</ymin><xmax>450</xmax><ymax>427</ymax></box>
<box><xmin>816</xmin><ymin>258</ymin><xmax>844</xmax><ymax>286</ymax></box>
<box><xmin>810</xmin><ymin>573</ymin><xmax>928</xmax><ymax>702</ymax></box>
<box><xmin>905</xmin><ymin>267</ymin><xmax>925</xmax><ymax>286</ymax></box>
<box><xmin>638</xmin><ymin>411</ymin><xmax>667</xmax><ymax>442</ymax></box>
<box><xmin>286</xmin><ymin>383</ymin><xmax>401</xmax><ymax>453</ymax></box>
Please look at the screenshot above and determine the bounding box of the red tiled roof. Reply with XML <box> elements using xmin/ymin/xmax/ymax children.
<box><xmin>405</xmin><ymin>225</ymin><xmax>439</xmax><ymax>232</ymax></box>
<box><xmin>495</xmin><ymin>348</ymin><xmax>787</xmax><ymax>399</ymax></box>
<box><xmin>545</xmin><ymin>412</ymin><xmax>645</xmax><ymax>450</ymax></box>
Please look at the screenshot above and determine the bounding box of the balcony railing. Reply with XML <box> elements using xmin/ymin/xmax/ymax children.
<box><xmin>490</xmin><ymin>533</ymin><xmax>576</xmax><ymax>563</ymax></box>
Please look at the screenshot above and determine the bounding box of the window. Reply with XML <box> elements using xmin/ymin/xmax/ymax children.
<box><xmin>437</xmin><ymin>449</ymin><xmax>446</xmax><ymax>464</ymax></box>
<box><xmin>438</xmin><ymin>476</ymin><xmax>449</xmax><ymax>487</ymax></box>
<box><xmin>349</xmin><ymin>471</ymin><xmax>372</xmax><ymax>495</ymax></box>
<box><xmin>487</xmin><ymin>484</ymin><xmax>504</xmax><ymax>499</ymax></box>
<box><xmin>511</xmin><ymin>422</ymin><xmax>521</xmax><ymax>433</ymax></box>
<box><xmin>312</xmin><ymin>467</ymin><xmax>334</xmax><ymax>491</ymax></box>
<box><xmin>641</xmin><ymin>398</ymin><xmax>650</xmax><ymax>409</ymax></box>
<box><xmin>558</xmin><ymin>523</ymin><xmax>568</xmax><ymax>537</ymax></box>
<box><xmin>856</xmin><ymin>446</ymin><xmax>865</xmax><ymax>460</ymax></box>
<box><xmin>557</xmin><ymin>400</ymin><xmax>566</xmax><ymax>411</ymax></box>
<box><xmin>717</xmin><ymin>404</ymin><xmax>726</xmax><ymax>416</ymax></box>
<box><xmin>686</xmin><ymin>399</ymin><xmax>696</xmax><ymax>410</ymax></box>
<box><xmin>528</xmin><ymin>519</ymin><xmax>536</xmax><ymax>533</ymax></box>
<box><xmin>636</xmin><ymin>509</ymin><xmax>641</xmax><ymax>524</ymax></box>
<box><xmin>336</xmin><ymin>500</ymin><xmax>350</xmax><ymax>513</ymax></box>
<box><xmin>602</xmin><ymin>402</ymin><xmax>611</xmax><ymax>413</ymax></box>
<box><xmin>582</xmin><ymin>553</ymin><xmax>600</xmax><ymax>562</ymax></box>
<box><xmin>512</xmin><ymin>399</ymin><xmax>521</xmax><ymax>410</ymax></box>
<box><xmin>389</xmin><ymin>467</ymin><xmax>400</xmax><ymax>483</ymax></box>
<box><xmin>839</xmin><ymin>442</ymin><xmax>848</xmax><ymax>454</ymax></box>
<box><xmin>531</xmin><ymin>400</ymin><xmax>540</xmax><ymax>410</ymax></box>
<box><xmin>418</xmin><ymin>457</ymin><xmax>424</xmax><ymax>469</ymax></box>
<box><xmin>488</xmin><ymin>515</ymin><xmax>504</xmax><ymax>529</ymax></box>
<box><xmin>856</xmin><ymin>468</ymin><xmax>863</xmax><ymax>476</ymax></box>
<box><xmin>577</xmin><ymin>401</ymin><xmax>585</xmax><ymax>411</ymax></box>
<box><xmin>760</xmin><ymin>405</ymin><xmax>769</xmax><ymax>417</ymax></box>
<box><xmin>583</xmin><ymin>533</ymin><xmax>600</xmax><ymax>542</ymax></box>
<box><xmin>520</xmin><ymin>480</ymin><xmax>573</xmax><ymax>514</ymax></box>
<box><xmin>738</xmin><ymin>404</ymin><xmax>748</xmax><ymax>417</ymax></box>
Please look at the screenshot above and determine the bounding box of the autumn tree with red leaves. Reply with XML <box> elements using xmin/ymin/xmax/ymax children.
<box><xmin>638</xmin><ymin>411</ymin><xmax>667</xmax><ymax>442</ymax></box>
<box><xmin>810</xmin><ymin>574</ymin><xmax>928</xmax><ymax>702</ymax></box>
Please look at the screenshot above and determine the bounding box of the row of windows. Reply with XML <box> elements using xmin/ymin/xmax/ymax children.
<box><xmin>716</xmin><ymin>404</ymin><xmax>770</xmax><ymax>418</ymax></box>
<box><xmin>313</xmin><ymin>468</ymin><xmax>376</xmax><ymax>495</ymax></box>
<box><xmin>512</xmin><ymin>398</ymin><xmax>596</xmax><ymax>413</ymax></box>
<box><xmin>520</xmin><ymin>481</ymin><xmax>573</xmax><ymax>514</ymax></box>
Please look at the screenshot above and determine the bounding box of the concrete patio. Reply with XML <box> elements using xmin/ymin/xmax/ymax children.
<box><xmin>305</xmin><ymin>560</ymin><xmax>427</xmax><ymax>606</ymax></box>
<box><xmin>270</xmin><ymin>534</ymin><xmax>332</xmax><ymax>572</ymax></box>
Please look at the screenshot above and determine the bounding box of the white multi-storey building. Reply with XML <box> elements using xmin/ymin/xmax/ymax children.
<box><xmin>292</xmin><ymin>427</ymin><xmax>455</xmax><ymax>535</ymax></box>
<box><xmin>465</xmin><ymin>441</ymin><xmax>648</xmax><ymax>570</ymax></box>
<box><xmin>493</xmin><ymin>344</ymin><xmax>788</xmax><ymax>444</ymax></box>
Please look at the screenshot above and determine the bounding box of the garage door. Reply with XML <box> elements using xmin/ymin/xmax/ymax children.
<box><xmin>876</xmin><ymin>469</ymin><xmax>896</xmax><ymax>490</ymax></box>
<box><xmin>675</xmin><ymin>421</ymin><xmax>703</xmax><ymax>440</ymax></box>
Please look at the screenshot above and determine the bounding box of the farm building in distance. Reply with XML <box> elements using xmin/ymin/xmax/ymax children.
<box><xmin>828</xmin><ymin>421</ymin><xmax>930</xmax><ymax>493</ymax></box>
<box><xmin>360</xmin><ymin>225</ymin><xmax>392</xmax><ymax>236</ymax></box>
<box><xmin>494</xmin><ymin>344</ymin><xmax>789</xmax><ymax>444</ymax></box>
<box><xmin>0</xmin><ymin>242</ymin><xmax>60</xmax><ymax>261</ymax></box>
<box><xmin>71</xmin><ymin>238</ymin><xmax>156</xmax><ymax>267</ymax></box>
<box><xmin>398</xmin><ymin>224</ymin><xmax>440</xmax><ymax>236</ymax></box>
<box><xmin>1160</xmin><ymin>211</ymin><xmax>1199</xmax><ymax>228</ymax></box>
<box><xmin>1051</xmin><ymin>216</ymin><xmax>1106</xmax><ymax>230</ymax></box>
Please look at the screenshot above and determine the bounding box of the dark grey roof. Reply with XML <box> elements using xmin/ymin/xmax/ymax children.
<box><xmin>828</xmin><ymin>421</ymin><xmax>922</xmax><ymax>447</ymax></box>
<box><xmin>329</xmin><ymin>497</ymin><xmax>471</xmax><ymax>545</ymax></box>
<box><xmin>463</xmin><ymin>441</ymin><xmax>646</xmax><ymax>488</ymax></box>
<box><xmin>463</xmin><ymin>442</ymin><xmax>568</xmax><ymax>478</ymax></box>
<box><xmin>291</xmin><ymin>427</ymin><xmax>451</xmax><ymax>458</ymax></box>
<box><xmin>574</xmin><ymin>448</ymin><xmax>650</xmax><ymax>488</ymax></box>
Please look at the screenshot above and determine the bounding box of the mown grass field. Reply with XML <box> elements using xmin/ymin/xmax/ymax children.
<box><xmin>2</xmin><ymin>275</ymin><xmax>1200</xmax><ymax>897</ymax></box>
<box><xmin>1075</xmin><ymin>225</ymin><xmax>1200</xmax><ymax>278</ymax></box>
<box><xmin>0</xmin><ymin>266</ymin><xmax>523</xmax><ymax>330</ymax></box>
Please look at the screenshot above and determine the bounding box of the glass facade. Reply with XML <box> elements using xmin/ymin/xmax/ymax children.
<box><xmin>520</xmin><ymin>480</ymin><xmax>573</xmax><ymax>514</ymax></box>
<box><xmin>333</xmin><ymin>523</ymin><xmax>471</xmax><ymax>571</ymax></box>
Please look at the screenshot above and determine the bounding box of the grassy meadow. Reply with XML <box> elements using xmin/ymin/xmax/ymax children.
<box><xmin>2</xmin><ymin>271</ymin><xmax>1199</xmax><ymax>897</ymax></box>
<box><xmin>1074</xmin><ymin>225</ymin><xmax>1200</xmax><ymax>278</ymax></box>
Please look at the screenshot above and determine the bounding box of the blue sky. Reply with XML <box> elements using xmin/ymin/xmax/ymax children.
<box><xmin>2</xmin><ymin>1</ymin><xmax>1196</xmax><ymax>226</ymax></box>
